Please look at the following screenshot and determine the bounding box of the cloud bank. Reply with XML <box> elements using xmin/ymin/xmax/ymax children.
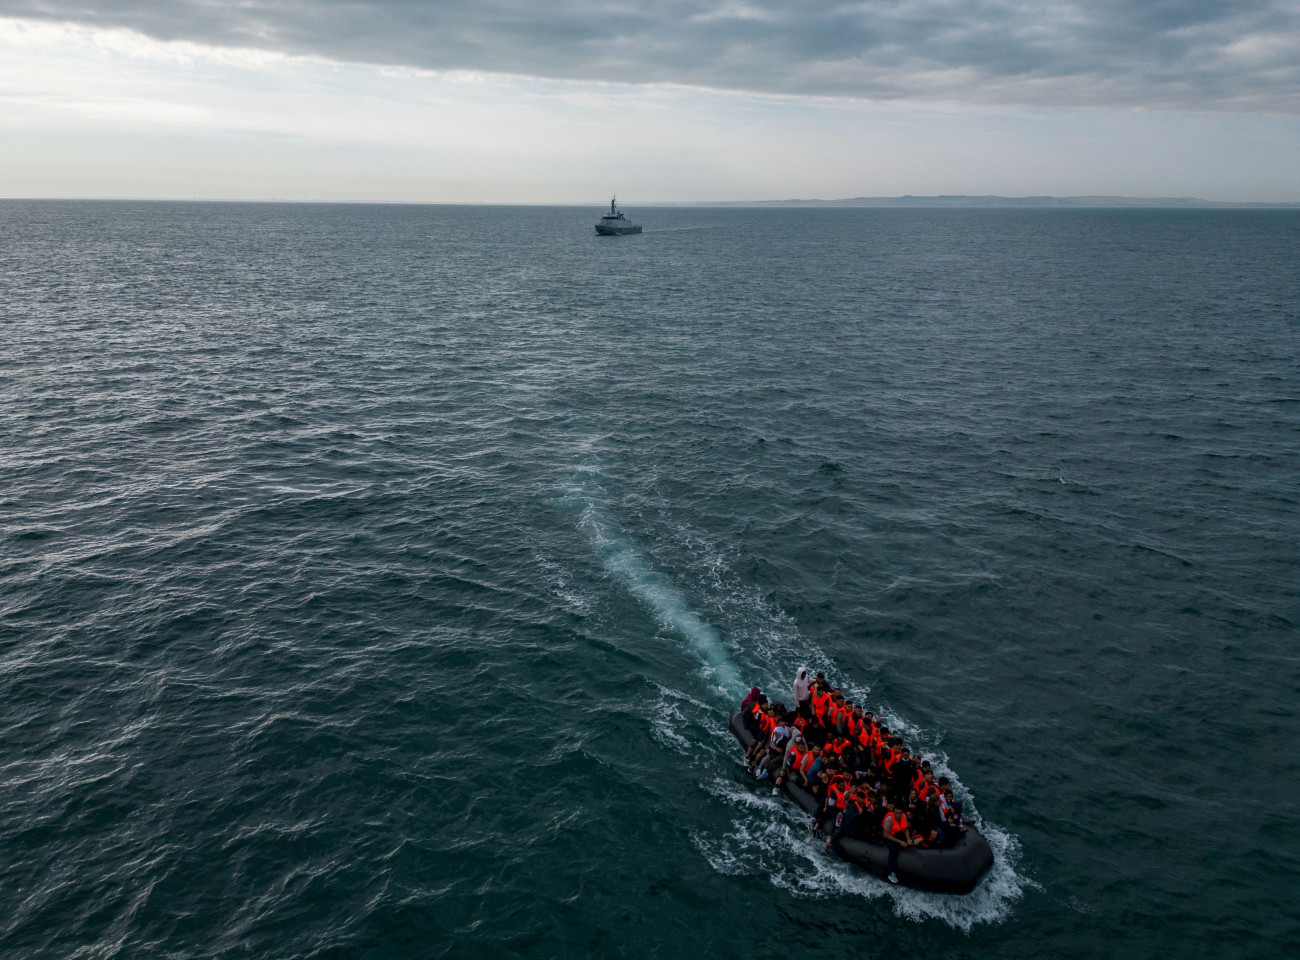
<box><xmin>4</xmin><ymin>1</ymin><xmax>1298</xmax><ymax>112</ymax></box>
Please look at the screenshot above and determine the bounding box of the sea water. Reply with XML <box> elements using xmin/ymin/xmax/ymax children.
<box><xmin>1</xmin><ymin>202</ymin><xmax>1297</xmax><ymax>958</ymax></box>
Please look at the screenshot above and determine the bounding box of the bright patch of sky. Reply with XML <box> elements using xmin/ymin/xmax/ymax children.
<box><xmin>0</xmin><ymin>13</ymin><xmax>1297</xmax><ymax>202</ymax></box>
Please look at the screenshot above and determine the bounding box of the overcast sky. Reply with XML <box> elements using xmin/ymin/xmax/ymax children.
<box><xmin>2</xmin><ymin>2</ymin><xmax>1298</xmax><ymax>201</ymax></box>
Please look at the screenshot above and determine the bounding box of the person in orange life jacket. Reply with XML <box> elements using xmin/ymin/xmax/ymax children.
<box><xmin>796</xmin><ymin>745</ymin><xmax>824</xmax><ymax>790</ymax></box>
<box><xmin>740</xmin><ymin>687</ymin><xmax>762</xmax><ymax>728</ymax></box>
<box><xmin>881</xmin><ymin>731</ymin><xmax>900</xmax><ymax>761</ymax></box>
<box><xmin>743</xmin><ymin>703</ymin><xmax>767</xmax><ymax>760</ymax></box>
<box><xmin>912</xmin><ymin>759</ymin><xmax>931</xmax><ymax>793</ymax></box>
<box><xmin>848</xmin><ymin>704</ymin><xmax>863</xmax><ymax>737</ymax></box>
<box><xmin>829</xmin><ymin>690</ymin><xmax>845</xmax><ymax>722</ymax></box>
<box><xmin>917</xmin><ymin>771</ymin><xmax>940</xmax><ymax>803</ymax></box>
<box><xmin>842</xmin><ymin>701</ymin><xmax>859</xmax><ymax>735</ymax></box>
<box><xmin>824</xmin><ymin>784</ymin><xmax>870</xmax><ymax>852</ymax></box>
<box><xmin>872</xmin><ymin>725</ymin><xmax>890</xmax><ymax>764</ymax></box>
<box><xmin>881</xmin><ymin>800</ymin><xmax>918</xmax><ymax>884</ymax></box>
<box><xmin>822</xmin><ymin>689</ymin><xmax>842</xmax><ymax>724</ymax></box>
<box><xmin>810</xmin><ymin>685</ymin><xmax>831</xmax><ymax>724</ymax></box>
<box><xmin>743</xmin><ymin>703</ymin><xmax>774</xmax><ymax>766</ymax></box>
<box><xmin>830</xmin><ymin>699</ymin><xmax>847</xmax><ymax>732</ymax></box>
<box><xmin>742</xmin><ymin>692</ymin><xmax>768</xmax><ymax>738</ymax></box>
<box><xmin>812</xmin><ymin>769</ymin><xmax>850</xmax><ymax>837</ymax></box>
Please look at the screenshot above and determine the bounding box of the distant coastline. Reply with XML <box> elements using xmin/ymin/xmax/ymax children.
<box><xmin>3</xmin><ymin>195</ymin><xmax>1298</xmax><ymax>208</ymax></box>
<box><xmin>649</xmin><ymin>195</ymin><xmax>1300</xmax><ymax>209</ymax></box>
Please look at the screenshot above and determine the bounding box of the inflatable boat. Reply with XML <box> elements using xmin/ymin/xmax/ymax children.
<box><xmin>729</xmin><ymin>709</ymin><xmax>994</xmax><ymax>894</ymax></box>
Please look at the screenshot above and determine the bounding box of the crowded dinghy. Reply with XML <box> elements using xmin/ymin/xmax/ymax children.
<box><xmin>731</xmin><ymin>673</ymin><xmax>994</xmax><ymax>894</ymax></box>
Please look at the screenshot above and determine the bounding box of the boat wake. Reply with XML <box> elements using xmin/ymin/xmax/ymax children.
<box><xmin>559</xmin><ymin>471</ymin><xmax>740</xmax><ymax>695</ymax></box>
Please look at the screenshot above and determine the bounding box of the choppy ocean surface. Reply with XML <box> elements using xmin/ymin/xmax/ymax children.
<box><xmin>1</xmin><ymin>201</ymin><xmax>1297</xmax><ymax>958</ymax></box>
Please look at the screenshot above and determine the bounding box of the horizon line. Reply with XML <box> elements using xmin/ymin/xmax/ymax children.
<box><xmin>3</xmin><ymin>194</ymin><xmax>1299</xmax><ymax>208</ymax></box>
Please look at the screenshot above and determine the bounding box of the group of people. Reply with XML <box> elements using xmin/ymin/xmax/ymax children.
<box><xmin>739</xmin><ymin>668</ymin><xmax>969</xmax><ymax>885</ymax></box>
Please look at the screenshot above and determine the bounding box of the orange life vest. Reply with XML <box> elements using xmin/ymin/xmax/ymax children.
<box><xmin>883</xmin><ymin>746</ymin><xmax>900</xmax><ymax>775</ymax></box>
<box><xmin>826</xmin><ymin>778</ymin><xmax>848</xmax><ymax>808</ymax></box>
<box><xmin>885</xmin><ymin>812</ymin><xmax>909</xmax><ymax>837</ymax></box>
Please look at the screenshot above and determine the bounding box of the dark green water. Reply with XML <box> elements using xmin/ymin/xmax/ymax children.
<box><xmin>2</xmin><ymin>202</ymin><xmax>1297</xmax><ymax>958</ymax></box>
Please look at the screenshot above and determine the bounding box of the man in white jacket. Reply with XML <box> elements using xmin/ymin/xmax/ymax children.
<box><xmin>793</xmin><ymin>667</ymin><xmax>812</xmax><ymax>719</ymax></box>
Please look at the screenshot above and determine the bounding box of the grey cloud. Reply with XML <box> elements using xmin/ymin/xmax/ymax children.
<box><xmin>5</xmin><ymin>1</ymin><xmax>1298</xmax><ymax>111</ymax></box>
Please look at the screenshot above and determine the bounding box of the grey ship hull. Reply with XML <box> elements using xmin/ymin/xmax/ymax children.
<box><xmin>595</xmin><ymin>223</ymin><xmax>643</xmax><ymax>235</ymax></box>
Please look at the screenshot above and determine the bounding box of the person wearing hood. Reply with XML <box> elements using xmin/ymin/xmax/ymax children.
<box><xmin>793</xmin><ymin>668</ymin><xmax>812</xmax><ymax>719</ymax></box>
<box><xmin>740</xmin><ymin>690</ymin><xmax>767</xmax><ymax>734</ymax></box>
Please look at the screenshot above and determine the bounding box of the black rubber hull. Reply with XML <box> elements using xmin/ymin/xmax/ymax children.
<box><xmin>728</xmin><ymin>710</ymin><xmax>994</xmax><ymax>894</ymax></box>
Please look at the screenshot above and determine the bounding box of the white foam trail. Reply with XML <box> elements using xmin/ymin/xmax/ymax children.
<box><xmin>562</xmin><ymin>478</ymin><xmax>741</xmax><ymax>696</ymax></box>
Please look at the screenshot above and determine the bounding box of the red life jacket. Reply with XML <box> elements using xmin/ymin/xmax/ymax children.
<box><xmin>826</xmin><ymin>778</ymin><xmax>848</xmax><ymax>808</ymax></box>
<box><xmin>760</xmin><ymin>713</ymin><xmax>776</xmax><ymax>736</ymax></box>
<box><xmin>812</xmin><ymin>691</ymin><xmax>829</xmax><ymax>719</ymax></box>
<box><xmin>788</xmin><ymin>745</ymin><xmax>806</xmax><ymax>769</ymax></box>
<box><xmin>799</xmin><ymin>751</ymin><xmax>816</xmax><ymax>773</ymax></box>
<box><xmin>885</xmin><ymin>812</ymin><xmax>909</xmax><ymax>837</ymax></box>
<box><xmin>912</xmin><ymin>769</ymin><xmax>927</xmax><ymax>792</ymax></box>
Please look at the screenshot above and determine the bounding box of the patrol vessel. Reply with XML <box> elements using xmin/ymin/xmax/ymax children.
<box><xmin>595</xmin><ymin>196</ymin><xmax>642</xmax><ymax>236</ymax></box>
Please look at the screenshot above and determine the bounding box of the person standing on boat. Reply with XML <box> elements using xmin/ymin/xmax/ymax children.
<box><xmin>793</xmin><ymin>668</ymin><xmax>812</xmax><ymax>719</ymax></box>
